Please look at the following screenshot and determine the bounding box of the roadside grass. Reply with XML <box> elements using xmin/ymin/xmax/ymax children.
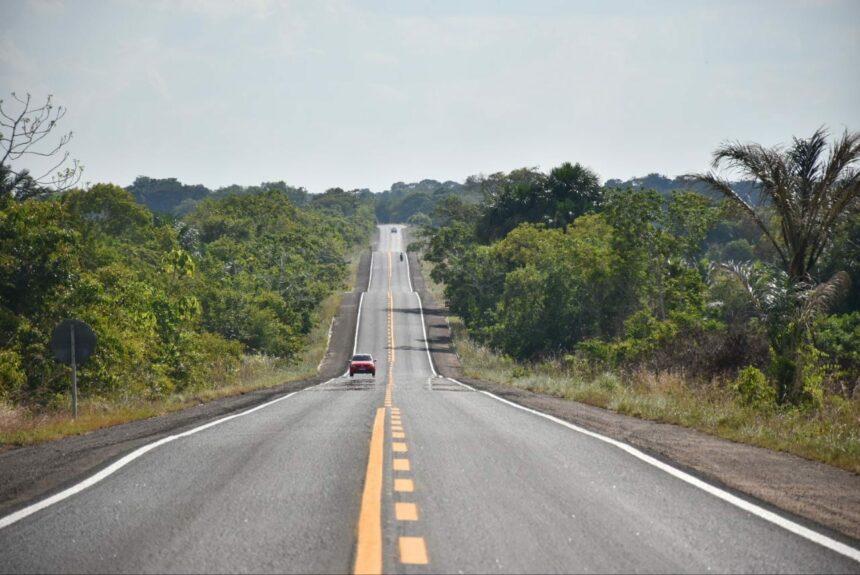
<box><xmin>418</xmin><ymin>257</ymin><xmax>860</xmax><ymax>474</ymax></box>
<box><xmin>0</xmin><ymin>248</ymin><xmax>364</xmax><ymax>448</ymax></box>
<box><xmin>450</xmin><ymin>319</ymin><xmax>860</xmax><ymax>474</ymax></box>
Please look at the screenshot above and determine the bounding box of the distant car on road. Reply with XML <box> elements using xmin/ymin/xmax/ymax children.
<box><xmin>349</xmin><ymin>353</ymin><xmax>376</xmax><ymax>377</ymax></box>
<box><xmin>391</xmin><ymin>227</ymin><xmax>397</xmax><ymax>233</ymax></box>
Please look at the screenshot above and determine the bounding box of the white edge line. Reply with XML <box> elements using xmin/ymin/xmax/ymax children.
<box><xmin>0</xmin><ymin>245</ymin><xmax>383</xmax><ymax>531</ymax></box>
<box><xmin>405</xmin><ymin>230</ymin><xmax>435</xmax><ymax>377</ymax></box>
<box><xmin>0</xmin><ymin>389</ymin><xmax>315</xmax><ymax>531</ymax></box>
<box><xmin>403</xmin><ymin>228</ymin><xmax>414</xmax><ymax>293</ymax></box>
<box><xmin>414</xmin><ymin>292</ymin><xmax>438</xmax><ymax>377</ymax></box>
<box><xmin>402</xmin><ymin>239</ymin><xmax>857</xmax><ymax>558</ymax></box>
<box><xmin>346</xmin><ymin>290</ymin><xmax>366</xmax><ymax>377</ymax></box>
<box><xmin>345</xmin><ymin>248</ymin><xmax>372</xmax><ymax>376</ymax></box>
<box><xmin>317</xmin><ymin>317</ymin><xmax>336</xmax><ymax>372</ymax></box>
<box><xmin>445</xmin><ymin>376</ymin><xmax>860</xmax><ymax>563</ymax></box>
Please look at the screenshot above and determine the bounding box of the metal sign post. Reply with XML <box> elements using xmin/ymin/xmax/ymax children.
<box><xmin>70</xmin><ymin>323</ymin><xmax>78</xmax><ymax>419</ymax></box>
<box><xmin>50</xmin><ymin>319</ymin><xmax>96</xmax><ymax>419</ymax></box>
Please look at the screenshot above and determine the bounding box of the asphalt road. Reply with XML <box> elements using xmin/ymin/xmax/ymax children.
<box><xmin>1</xmin><ymin>225</ymin><xmax>858</xmax><ymax>574</ymax></box>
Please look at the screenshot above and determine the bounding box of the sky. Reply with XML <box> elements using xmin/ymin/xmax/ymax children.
<box><xmin>1</xmin><ymin>0</ymin><xmax>858</xmax><ymax>193</ymax></box>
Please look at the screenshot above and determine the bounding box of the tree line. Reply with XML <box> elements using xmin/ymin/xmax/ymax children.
<box><xmin>415</xmin><ymin>130</ymin><xmax>860</xmax><ymax>406</ymax></box>
<box><xmin>0</xmin><ymin>182</ymin><xmax>374</xmax><ymax>406</ymax></box>
<box><xmin>2</xmin><ymin>93</ymin><xmax>857</xmax><ymax>410</ymax></box>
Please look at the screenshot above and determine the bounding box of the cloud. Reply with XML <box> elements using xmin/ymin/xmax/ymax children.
<box><xmin>146</xmin><ymin>0</ymin><xmax>275</xmax><ymax>20</ymax></box>
<box><xmin>28</xmin><ymin>0</ymin><xmax>66</xmax><ymax>16</ymax></box>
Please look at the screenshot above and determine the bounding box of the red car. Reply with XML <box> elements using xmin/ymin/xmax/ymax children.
<box><xmin>349</xmin><ymin>353</ymin><xmax>376</xmax><ymax>377</ymax></box>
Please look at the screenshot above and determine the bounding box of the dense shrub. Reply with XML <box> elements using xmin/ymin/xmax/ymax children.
<box><xmin>732</xmin><ymin>366</ymin><xmax>775</xmax><ymax>406</ymax></box>
<box><xmin>814</xmin><ymin>312</ymin><xmax>860</xmax><ymax>397</ymax></box>
<box><xmin>0</xmin><ymin>184</ymin><xmax>372</xmax><ymax>407</ymax></box>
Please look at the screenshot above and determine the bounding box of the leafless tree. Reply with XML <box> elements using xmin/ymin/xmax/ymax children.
<box><xmin>1</xmin><ymin>92</ymin><xmax>83</xmax><ymax>198</ymax></box>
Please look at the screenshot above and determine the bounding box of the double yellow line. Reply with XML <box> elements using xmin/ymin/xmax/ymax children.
<box><xmin>354</xmin><ymin>407</ymin><xmax>385</xmax><ymax>574</ymax></box>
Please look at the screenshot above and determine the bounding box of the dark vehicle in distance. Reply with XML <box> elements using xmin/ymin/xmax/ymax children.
<box><xmin>349</xmin><ymin>353</ymin><xmax>376</xmax><ymax>377</ymax></box>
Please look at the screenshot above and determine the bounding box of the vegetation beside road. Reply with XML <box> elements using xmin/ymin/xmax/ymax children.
<box><xmin>413</xmin><ymin>129</ymin><xmax>860</xmax><ymax>472</ymax></box>
<box><xmin>1</xmin><ymin>120</ymin><xmax>374</xmax><ymax>445</ymax></box>
<box><xmin>418</xmin><ymin>254</ymin><xmax>860</xmax><ymax>474</ymax></box>
<box><xmin>0</xmin><ymin>275</ymin><xmax>352</xmax><ymax>446</ymax></box>
<box><xmin>452</xmin><ymin>319</ymin><xmax>860</xmax><ymax>473</ymax></box>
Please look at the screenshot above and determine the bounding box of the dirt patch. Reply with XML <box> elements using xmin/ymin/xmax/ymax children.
<box><xmin>0</xmin><ymin>250</ymin><xmax>372</xmax><ymax>519</ymax></box>
<box><xmin>407</xmin><ymin>250</ymin><xmax>860</xmax><ymax>545</ymax></box>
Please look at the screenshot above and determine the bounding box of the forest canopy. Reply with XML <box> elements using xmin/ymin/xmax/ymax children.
<box><xmin>0</xmin><ymin>182</ymin><xmax>374</xmax><ymax>406</ymax></box>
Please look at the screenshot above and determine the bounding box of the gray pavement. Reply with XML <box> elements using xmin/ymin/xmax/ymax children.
<box><xmin>0</xmin><ymin>225</ymin><xmax>858</xmax><ymax>573</ymax></box>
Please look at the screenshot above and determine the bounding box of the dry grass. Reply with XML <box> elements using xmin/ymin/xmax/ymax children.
<box><xmin>450</xmin><ymin>317</ymin><xmax>860</xmax><ymax>474</ymax></box>
<box><xmin>0</xmin><ymin>247</ymin><xmax>365</xmax><ymax>448</ymax></box>
<box><xmin>421</xmin><ymin>255</ymin><xmax>860</xmax><ymax>472</ymax></box>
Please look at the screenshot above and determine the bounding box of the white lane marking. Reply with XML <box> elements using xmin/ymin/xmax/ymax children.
<box><xmin>0</xmin><ymin>388</ymin><xmax>316</xmax><ymax>531</ymax></box>
<box><xmin>414</xmin><ymin>293</ymin><xmax>438</xmax><ymax>377</ymax></box>
<box><xmin>0</xmin><ymin>247</ymin><xmax>381</xmax><ymax>531</ymax></box>
<box><xmin>317</xmin><ymin>317</ymin><xmax>336</xmax><ymax>371</ymax></box>
<box><xmin>445</xmin><ymin>377</ymin><xmax>860</xmax><ymax>563</ymax></box>
<box><xmin>345</xmin><ymin>248</ymin><xmax>374</xmax><ymax>377</ymax></box>
<box><xmin>403</xmin><ymin>233</ymin><xmax>414</xmax><ymax>293</ymax></box>
<box><xmin>408</xmin><ymin>285</ymin><xmax>859</xmax><ymax>559</ymax></box>
<box><xmin>351</xmin><ymin>291</ymin><xmax>366</xmax><ymax>360</ymax></box>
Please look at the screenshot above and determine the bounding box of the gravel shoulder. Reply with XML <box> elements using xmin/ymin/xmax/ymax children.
<box><xmin>407</xmin><ymin>249</ymin><xmax>860</xmax><ymax>545</ymax></box>
<box><xmin>0</xmin><ymin>250</ymin><xmax>372</xmax><ymax>519</ymax></box>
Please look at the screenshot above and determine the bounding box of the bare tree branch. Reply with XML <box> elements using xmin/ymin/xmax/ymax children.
<box><xmin>0</xmin><ymin>91</ymin><xmax>82</xmax><ymax>198</ymax></box>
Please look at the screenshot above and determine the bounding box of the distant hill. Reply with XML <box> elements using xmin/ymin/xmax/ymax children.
<box><xmin>375</xmin><ymin>178</ymin><xmax>481</xmax><ymax>223</ymax></box>
<box><xmin>374</xmin><ymin>171</ymin><xmax>766</xmax><ymax>225</ymax></box>
<box><xmin>604</xmin><ymin>173</ymin><xmax>764</xmax><ymax>205</ymax></box>
<box><xmin>127</xmin><ymin>177</ymin><xmax>212</xmax><ymax>216</ymax></box>
<box><xmin>127</xmin><ymin>177</ymin><xmax>311</xmax><ymax>216</ymax></box>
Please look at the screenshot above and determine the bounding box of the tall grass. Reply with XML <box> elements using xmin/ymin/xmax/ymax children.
<box><xmin>451</xmin><ymin>319</ymin><xmax>860</xmax><ymax>473</ymax></box>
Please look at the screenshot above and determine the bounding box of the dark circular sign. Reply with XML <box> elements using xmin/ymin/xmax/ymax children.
<box><xmin>50</xmin><ymin>320</ymin><xmax>97</xmax><ymax>366</ymax></box>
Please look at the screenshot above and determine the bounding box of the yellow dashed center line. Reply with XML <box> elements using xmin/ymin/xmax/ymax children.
<box><xmin>355</xmin><ymin>242</ymin><xmax>429</xmax><ymax>573</ymax></box>
<box><xmin>395</xmin><ymin>502</ymin><xmax>419</xmax><ymax>521</ymax></box>
<box><xmin>399</xmin><ymin>537</ymin><xmax>429</xmax><ymax>565</ymax></box>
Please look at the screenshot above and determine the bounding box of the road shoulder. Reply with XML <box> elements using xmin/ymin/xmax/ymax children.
<box><xmin>0</xmin><ymin>251</ymin><xmax>372</xmax><ymax>519</ymax></box>
<box><xmin>407</xmin><ymin>250</ymin><xmax>860</xmax><ymax>544</ymax></box>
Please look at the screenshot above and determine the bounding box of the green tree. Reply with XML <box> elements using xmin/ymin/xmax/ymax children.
<box><xmin>694</xmin><ymin>128</ymin><xmax>860</xmax><ymax>402</ymax></box>
<box><xmin>476</xmin><ymin>164</ymin><xmax>602</xmax><ymax>241</ymax></box>
<box><xmin>693</xmin><ymin>128</ymin><xmax>859</xmax><ymax>282</ymax></box>
<box><xmin>488</xmin><ymin>219</ymin><xmax>619</xmax><ymax>359</ymax></box>
<box><xmin>546</xmin><ymin>162</ymin><xmax>602</xmax><ymax>230</ymax></box>
<box><xmin>127</xmin><ymin>176</ymin><xmax>211</xmax><ymax>216</ymax></box>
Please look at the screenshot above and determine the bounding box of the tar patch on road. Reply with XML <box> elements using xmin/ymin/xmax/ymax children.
<box><xmin>424</xmin><ymin>377</ymin><xmax>473</xmax><ymax>392</ymax></box>
<box><xmin>311</xmin><ymin>378</ymin><xmax>380</xmax><ymax>391</ymax></box>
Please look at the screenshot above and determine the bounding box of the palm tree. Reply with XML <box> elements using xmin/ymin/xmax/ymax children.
<box><xmin>694</xmin><ymin>127</ymin><xmax>860</xmax><ymax>281</ymax></box>
<box><xmin>693</xmin><ymin>127</ymin><xmax>860</xmax><ymax>403</ymax></box>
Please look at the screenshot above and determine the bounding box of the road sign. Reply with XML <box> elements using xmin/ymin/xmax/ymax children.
<box><xmin>51</xmin><ymin>320</ymin><xmax>96</xmax><ymax>366</ymax></box>
<box><xmin>50</xmin><ymin>320</ymin><xmax>96</xmax><ymax>418</ymax></box>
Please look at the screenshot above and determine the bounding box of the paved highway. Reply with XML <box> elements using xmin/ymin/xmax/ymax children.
<box><xmin>1</xmin><ymin>225</ymin><xmax>858</xmax><ymax>573</ymax></box>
